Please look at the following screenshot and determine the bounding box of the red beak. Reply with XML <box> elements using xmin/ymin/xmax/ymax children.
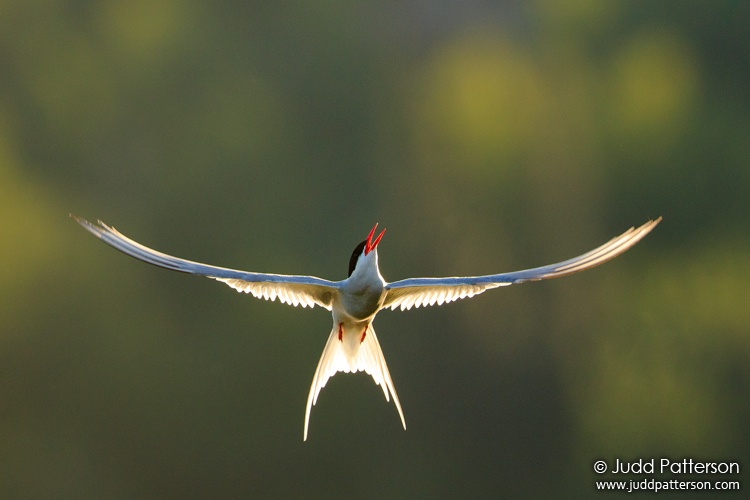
<box><xmin>364</xmin><ymin>223</ymin><xmax>386</xmax><ymax>255</ymax></box>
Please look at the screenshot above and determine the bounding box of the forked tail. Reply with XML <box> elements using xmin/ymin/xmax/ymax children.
<box><xmin>304</xmin><ymin>323</ymin><xmax>405</xmax><ymax>440</ymax></box>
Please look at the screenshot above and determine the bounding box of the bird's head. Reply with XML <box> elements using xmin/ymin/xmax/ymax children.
<box><xmin>348</xmin><ymin>223</ymin><xmax>385</xmax><ymax>277</ymax></box>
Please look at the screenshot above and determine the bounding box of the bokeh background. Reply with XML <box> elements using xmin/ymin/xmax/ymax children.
<box><xmin>1</xmin><ymin>1</ymin><xmax>748</xmax><ymax>497</ymax></box>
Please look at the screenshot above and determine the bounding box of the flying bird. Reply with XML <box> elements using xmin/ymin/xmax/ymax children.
<box><xmin>72</xmin><ymin>215</ymin><xmax>660</xmax><ymax>440</ymax></box>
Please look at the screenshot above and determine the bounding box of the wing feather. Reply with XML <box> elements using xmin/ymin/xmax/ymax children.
<box><xmin>383</xmin><ymin>218</ymin><xmax>661</xmax><ymax>311</ymax></box>
<box><xmin>72</xmin><ymin>216</ymin><xmax>339</xmax><ymax>310</ymax></box>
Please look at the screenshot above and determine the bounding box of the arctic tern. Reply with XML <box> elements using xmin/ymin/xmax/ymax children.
<box><xmin>72</xmin><ymin>215</ymin><xmax>660</xmax><ymax>440</ymax></box>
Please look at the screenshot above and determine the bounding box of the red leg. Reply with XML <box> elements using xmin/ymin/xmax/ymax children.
<box><xmin>360</xmin><ymin>326</ymin><xmax>367</xmax><ymax>344</ymax></box>
<box><xmin>338</xmin><ymin>323</ymin><xmax>344</xmax><ymax>342</ymax></box>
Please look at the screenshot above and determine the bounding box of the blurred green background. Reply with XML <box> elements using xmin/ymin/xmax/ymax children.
<box><xmin>1</xmin><ymin>1</ymin><xmax>748</xmax><ymax>497</ymax></box>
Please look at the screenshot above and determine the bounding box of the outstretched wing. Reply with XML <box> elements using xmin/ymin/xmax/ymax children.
<box><xmin>72</xmin><ymin>216</ymin><xmax>339</xmax><ymax>310</ymax></box>
<box><xmin>383</xmin><ymin>217</ymin><xmax>661</xmax><ymax>311</ymax></box>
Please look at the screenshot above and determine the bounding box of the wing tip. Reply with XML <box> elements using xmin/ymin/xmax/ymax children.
<box><xmin>628</xmin><ymin>216</ymin><xmax>662</xmax><ymax>243</ymax></box>
<box><xmin>70</xmin><ymin>214</ymin><xmax>106</xmax><ymax>239</ymax></box>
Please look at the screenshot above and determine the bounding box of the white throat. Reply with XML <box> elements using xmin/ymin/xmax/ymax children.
<box><xmin>350</xmin><ymin>249</ymin><xmax>382</xmax><ymax>285</ymax></box>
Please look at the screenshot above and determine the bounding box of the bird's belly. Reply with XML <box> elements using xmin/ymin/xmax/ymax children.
<box><xmin>339</xmin><ymin>288</ymin><xmax>383</xmax><ymax>321</ymax></box>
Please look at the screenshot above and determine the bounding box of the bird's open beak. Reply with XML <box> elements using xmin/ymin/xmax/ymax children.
<box><xmin>364</xmin><ymin>223</ymin><xmax>386</xmax><ymax>255</ymax></box>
